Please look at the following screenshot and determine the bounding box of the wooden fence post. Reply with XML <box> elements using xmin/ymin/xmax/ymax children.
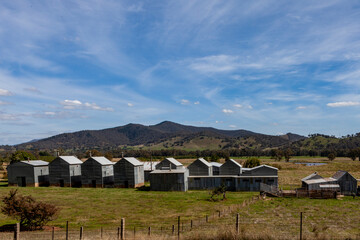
<box><xmin>206</xmin><ymin>215</ymin><xmax>208</xmax><ymax>223</ymax></box>
<box><xmin>101</xmin><ymin>227</ymin><xmax>103</xmax><ymax>239</ymax></box>
<box><xmin>148</xmin><ymin>226</ymin><xmax>151</xmax><ymax>236</ymax></box>
<box><xmin>66</xmin><ymin>221</ymin><xmax>69</xmax><ymax>240</ymax></box>
<box><xmin>80</xmin><ymin>226</ymin><xmax>83</xmax><ymax>240</ymax></box>
<box><xmin>121</xmin><ymin>218</ymin><xmax>125</xmax><ymax>240</ymax></box>
<box><xmin>133</xmin><ymin>227</ymin><xmax>136</xmax><ymax>238</ymax></box>
<box><xmin>300</xmin><ymin>212</ymin><xmax>303</xmax><ymax>240</ymax></box>
<box><xmin>52</xmin><ymin>226</ymin><xmax>55</xmax><ymax>240</ymax></box>
<box><xmin>14</xmin><ymin>222</ymin><xmax>19</xmax><ymax>240</ymax></box>
<box><xmin>236</xmin><ymin>213</ymin><xmax>239</xmax><ymax>234</ymax></box>
<box><xmin>218</xmin><ymin>210</ymin><xmax>221</xmax><ymax>218</ymax></box>
<box><xmin>172</xmin><ymin>225</ymin><xmax>175</xmax><ymax>235</ymax></box>
<box><xmin>190</xmin><ymin>220</ymin><xmax>193</xmax><ymax>230</ymax></box>
<box><xmin>178</xmin><ymin>216</ymin><xmax>180</xmax><ymax>239</ymax></box>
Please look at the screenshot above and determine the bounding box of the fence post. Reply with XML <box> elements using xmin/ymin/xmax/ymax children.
<box><xmin>236</xmin><ymin>213</ymin><xmax>239</xmax><ymax>234</ymax></box>
<box><xmin>218</xmin><ymin>210</ymin><xmax>221</xmax><ymax>218</ymax></box>
<box><xmin>66</xmin><ymin>221</ymin><xmax>69</xmax><ymax>240</ymax></box>
<box><xmin>178</xmin><ymin>216</ymin><xmax>180</xmax><ymax>239</ymax></box>
<box><xmin>101</xmin><ymin>227</ymin><xmax>103</xmax><ymax>239</ymax></box>
<box><xmin>190</xmin><ymin>220</ymin><xmax>193</xmax><ymax>230</ymax></box>
<box><xmin>117</xmin><ymin>227</ymin><xmax>120</xmax><ymax>240</ymax></box>
<box><xmin>14</xmin><ymin>222</ymin><xmax>19</xmax><ymax>240</ymax></box>
<box><xmin>206</xmin><ymin>215</ymin><xmax>208</xmax><ymax>223</ymax></box>
<box><xmin>172</xmin><ymin>225</ymin><xmax>175</xmax><ymax>235</ymax></box>
<box><xmin>133</xmin><ymin>226</ymin><xmax>136</xmax><ymax>238</ymax></box>
<box><xmin>121</xmin><ymin>218</ymin><xmax>125</xmax><ymax>240</ymax></box>
<box><xmin>80</xmin><ymin>226</ymin><xmax>83</xmax><ymax>240</ymax></box>
<box><xmin>148</xmin><ymin>226</ymin><xmax>151</xmax><ymax>236</ymax></box>
<box><xmin>52</xmin><ymin>226</ymin><xmax>55</xmax><ymax>240</ymax></box>
<box><xmin>300</xmin><ymin>212</ymin><xmax>303</xmax><ymax>240</ymax></box>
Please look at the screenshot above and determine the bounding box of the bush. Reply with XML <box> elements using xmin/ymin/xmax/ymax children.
<box><xmin>1</xmin><ymin>190</ymin><xmax>59</xmax><ymax>230</ymax></box>
<box><xmin>209</xmin><ymin>184</ymin><xmax>227</xmax><ymax>201</ymax></box>
<box><xmin>243</xmin><ymin>157</ymin><xmax>261</xmax><ymax>168</ymax></box>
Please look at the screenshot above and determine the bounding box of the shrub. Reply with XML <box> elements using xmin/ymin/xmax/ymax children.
<box><xmin>243</xmin><ymin>157</ymin><xmax>261</xmax><ymax>168</ymax></box>
<box><xmin>1</xmin><ymin>190</ymin><xmax>59</xmax><ymax>230</ymax></box>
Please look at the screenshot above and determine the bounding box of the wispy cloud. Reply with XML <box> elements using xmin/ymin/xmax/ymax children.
<box><xmin>60</xmin><ymin>99</ymin><xmax>114</xmax><ymax>111</ymax></box>
<box><xmin>222</xmin><ymin>109</ymin><xmax>234</xmax><ymax>114</ymax></box>
<box><xmin>0</xmin><ymin>88</ymin><xmax>13</xmax><ymax>96</ymax></box>
<box><xmin>327</xmin><ymin>101</ymin><xmax>360</xmax><ymax>107</ymax></box>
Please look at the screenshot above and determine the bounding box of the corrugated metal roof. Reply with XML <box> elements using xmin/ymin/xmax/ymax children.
<box><xmin>248</xmin><ymin>165</ymin><xmax>279</xmax><ymax>171</ymax></box>
<box><xmin>123</xmin><ymin>157</ymin><xmax>143</xmax><ymax>166</ymax></box>
<box><xmin>301</xmin><ymin>172</ymin><xmax>321</xmax><ymax>181</ymax></box>
<box><xmin>304</xmin><ymin>177</ymin><xmax>336</xmax><ymax>184</ymax></box>
<box><xmin>21</xmin><ymin>160</ymin><xmax>49</xmax><ymax>166</ymax></box>
<box><xmin>143</xmin><ymin>161</ymin><xmax>159</xmax><ymax>171</ymax></box>
<box><xmin>58</xmin><ymin>156</ymin><xmax>83</xmax><ymax>165</ymax></box>
<box><xmin>332</xmin><ymin>170</ymin><xmax>347</xmax><ymax>179</ymax></box>
<box><xmin>209</xmin><ymin>162</ymin><xmax>222</xmax><ymax>167</ymax></box>
<box><xmin>150</xmin><ymin>169</ymin><xmax>187</xmax><ymax>174</ymax></box>
<box><xmin>90</xmin><ymin>157</ymin><xmax>114</xmax><ymax>165</ymax></box>
<box><xmin>165</xmin><ymin>158</ymin><xmax>183</xmax><ymax>166</ymax></box>
<box><xmin>194</xmin><ymin>158</ymin><xmax>212</xmax><ymax>167</ymax></box>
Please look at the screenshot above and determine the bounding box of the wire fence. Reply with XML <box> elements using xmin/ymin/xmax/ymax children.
<box><xmin>1</xmin><ymin>195</ymin><xmax>360</xmax><ymax>240</ymax></box>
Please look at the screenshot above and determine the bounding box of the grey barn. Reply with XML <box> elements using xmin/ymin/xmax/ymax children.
<box><xmin>150</xmin><ymin>168</ymin><xmax>189</xmax><ymax>191</ymax></box>
<box><xmin>114</xmin><ymin>157</ymin><xmax>144</xmax><ymax>188</ymax></box>
<box><xmin>81</xmin><ymin>157</ymin><xmax>114</xmax><ymax>188</ymax></box>
<box><xmin>187</xmin><ymin>158</ymin><xmax>212</xmax><ymax>176</ymax></box>
<box><xmin>7</xmin><ymin>160</ymin><xmax>49</xmax><ymax>187</ymax></box>
<box><xmin>143</xmin><ymin>161</ymin><xmax>159</xmax><ymax>181</ymax></box>
<box><xmin>219</xmin><ymin>159</ymin><xmax>242</xmax><ymax>175</ymax></box>
<box><xmin>332</xmin><ymin>170</ymin><xmax>357</xmax><ymax>195</ymax></box>
<box><xmin>155</xmin><ymin>158</ymin><xmax>184</xmax><ymax>170</ymax></box>
<box><xmin>49</xmin><ymin>156</ymin><xmax>82</xmax><ymax>187</ymax></box>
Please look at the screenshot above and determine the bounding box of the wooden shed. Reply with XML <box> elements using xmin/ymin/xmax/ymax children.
<box><xmin>155</xmin><ymin>158</ymin><xmax>184</xmax><ymax>170</ymax></box>
<box><xmin>150</xmin><ymin>169</ymin><xmax>189</xmax><ymax>191</ymax></box>
<box><xmin>7</xmin><ymin>160</ymin><xmax>49</xmax><ymax>187</ymax></box>
<box><xmin>81</xmin><ymin>157</ymin><xmax>114</xmax><ymax>188</ymax></box>
<box><xmin>332</xmin><ymin>170</ymin><xmax>357</xmax><ymax>195</ymax></box>
<box><xmin>114</xmin><ymin>157</ymin><xmax>144</xmax><ymax>188</ymax></box>
<box><xmin>187</xmin><ymin>158</ymin><xmax>212</xmax><ymax>176</ymax></box>
<box><xmin>49</xmin><ymin>156</ymin><xmax>82</xmax><ymax>187</ymax></box>
<box><xmin>301</xmin><ymin>172</ymin><xmax>323</xmax><ymax>188</ymax></box>
<box><xmin>219</xmin><ymin>159</ymin><xmax>242</xmax><ymax>176</ymax></box>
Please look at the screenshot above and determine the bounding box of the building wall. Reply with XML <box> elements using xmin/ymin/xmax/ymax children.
<box><xmin>212</xmin><ymin>166</ymin><xmax>220</xmax><ymax>175</ymax></box>
<box><xmin>337</xmin><ymin>173</ymin><xmax>357</xmax><ymax>195</ymax></box>
<box><xmin>188</xmin><ymin>160</ymin><xmax>212</xmax><ymax>176</ymax></box>
<box><xmin>242</xmin><ymin>166</ymin><xmax>278</xmax><ymax>176</ymax></box>
<box><xmin>219</xmin><ymin>161</ymin><xmax>241</xmax><ymax>176</ymax></box>
<box><xmin>150</xmin><ymin>171</ymin><xmax>188</xmax><ymax>191</ymax></box>
<box><xmin>7</xmin><ymin>163</ymin><xmax>36</xmax><ymax>186</ymax></box>
<box><xmin>114</xmin><ymin>160</ymin><xmax>144</xmax><ymax>188</ymax></box>
<box><xmin>188</xmin><ymin>176</ymin><xmax>278</xmax><ymax>192</ymax></box>
<box><xmin>49</xmin><ymin>158</ymin><xmax>82</xmax><ymax>186</ymax></box>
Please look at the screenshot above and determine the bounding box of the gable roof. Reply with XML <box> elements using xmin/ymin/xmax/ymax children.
<box><xmin>332</xmin><ymin>170</ymin><xmax>352</xmax><ymax>180</ymax></box>
<box><xmin>122</xmin><ymin>157</ymin><xmax>143</xmax><ymax>166</ymax></box>
<box><xmin>249</xmin><ymin>164</ymin><xmax>278</xmax><ymax>171</ymax></box>
<box><xmin>190</xmin><ymin>158</ymin><xmax>211</xmax><ymax>167</ymax></box>
<box><xmin>304</xmin><ymin>177</ymin><xmax>336</xmax><ymax>185</ymax></box>
<box><xmin>89</xmin><ymin>157</ymin><xmax>114</xmax><ymax>165</ymax></box>
<box><xmin>20</xmin><ymin>160</ymin><xmax>49</xmax><ymax>166</ymax></box>
<box><xmin>58</xmin><ymin>156</ymin><xmax>83</xmax><ymax>165</ymax></box>
<box><xmin>301</xmin><ymin>172</ymin><xmax>322</xmax><ymax>182</ymax></box>
<box><xmin>165</xmin><ymin>158</ymin><xmax>183</xmax><ymax>166</ymax></box>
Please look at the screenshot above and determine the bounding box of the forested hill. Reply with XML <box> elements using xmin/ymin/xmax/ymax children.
<box><xmin>11</xmin><ymin>121</ymin><xmax>305</xmax><ymax>151</ymax></box>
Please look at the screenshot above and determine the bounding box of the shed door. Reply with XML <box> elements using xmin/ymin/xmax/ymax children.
<box><xmin>59</xmin><ymin>179</ymin><xmax>65</xmax><ymax>187</ymax></box>
<box><xmin>17</xmin><ymin>177</ymin><xmax>26</xmax><ymax>187</ymax></box>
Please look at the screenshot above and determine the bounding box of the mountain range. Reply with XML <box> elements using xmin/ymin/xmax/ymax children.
<box><xmin>12</xmin><ymin>121</ymin><xmax>306</xmax><ymax>151</ymax></box>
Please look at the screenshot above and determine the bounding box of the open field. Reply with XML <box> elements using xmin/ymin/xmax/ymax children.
<box><xmin>0</xmin><ymin>157</ymin><xmax>359</xmax><ymax>239</ymax></box>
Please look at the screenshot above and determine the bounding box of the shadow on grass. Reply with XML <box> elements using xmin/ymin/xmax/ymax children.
<box><xmin>136</xmin><ymin>185</ymin><xmax>150</xmax><ymax>191</ymax></box>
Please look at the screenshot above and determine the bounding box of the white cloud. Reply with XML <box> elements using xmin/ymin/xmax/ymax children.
<box><xmin>194</xmin><ymin>101</ymin><xmax>200</xmax><ymax>105</ymax></box>
<box><xmin>60</xmin><ymin>99</ymin><xmax>113</xmax><ymax>111</ymax></box>
<box><xmin>222</xmin><ymin>109</ymin><xmax>234</xmax><ymax>114</ymax></box>
<box><xmin>24</xmin><ymin>87</ymin><xmax>42</xmax><ymax>94</ymax></box>
<box><xmin>296</xmin><ymin>106</ymin><xmax>307</xmax><ymax>110</ymax></box>
<box><xmin>0</xmin><ymin>112</ymin><xmax>20</xmax><ymax>121</ymax></box>
<box><xmin>0</xmin><ymin>88</ymin><xmax>13</xmax><ymax>96</ymax></box>
<box><xmin>233</xmin><ymin>104</ymin><xmax>243</xmax><ymax>108</ymax></box>
<box><xmin>180</xmin><ymin>99</ymin><xmax>190</xmax><ymax>105</ymax></box>
<box><xmin>229</xmin><ymin>124</ymin><xmax>237</xmax><ymax>128</ymax></box>
<box><xmin>215</xmin><ymin>120</ymin><xmax>223</xmax><ymax>124</ymax></box>
<box><xmin>127</xmin><ymin>103</ymin><xmax>134</xmax><ymax>107</ymax></box>
<box><xmin>248</xmin><ymin>105</ymin><xmax>253</xmax><ymax>109</ymax></box>
<box><xmin>327</xmin><ymin>101</ymin><xmax>360</xmax><ymax>107</ymax></box>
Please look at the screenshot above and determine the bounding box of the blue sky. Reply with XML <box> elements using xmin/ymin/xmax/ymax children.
<box><xmin>1</xmin><ymin>0</ymin><xmax>360</xmax><ymax>145</ymax></box>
